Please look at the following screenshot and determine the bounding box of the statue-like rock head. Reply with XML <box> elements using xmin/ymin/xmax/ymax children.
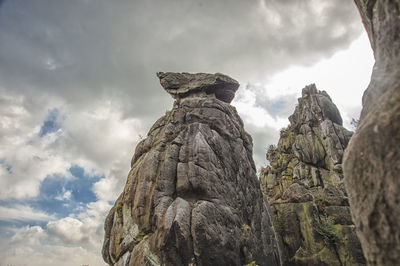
<box><xmin>157</xmin><ymin>72</ymin><xmax>239</xmax><ymax>103</ymax></box>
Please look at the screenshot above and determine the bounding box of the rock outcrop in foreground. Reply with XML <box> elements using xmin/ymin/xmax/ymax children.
<box><xmin>344</xmin><ymin>1</ymin><xmax>400</xmax><ymax>265</ymax></box>
<box><xmin>102</xmin><ymin>72</ymin><xmax>281</xmax><ymax>266</ymax></box>
<box><xmin>261</xmin><ymin>85</ymin><xmax>365</xmax><ymax>265</ymax></box>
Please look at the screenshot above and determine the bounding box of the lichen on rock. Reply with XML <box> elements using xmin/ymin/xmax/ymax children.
<box><xmin>102</xmin><ymin>72</ymin><xmax>281</xmax><ymax>266</ymax></box>
<box><xmin>260</xmin><ymin>84</ymin><xmax>365</xmax><ymax>265</ymax></box>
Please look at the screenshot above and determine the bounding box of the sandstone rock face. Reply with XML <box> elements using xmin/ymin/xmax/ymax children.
<box><xmin>260</xmin><ymin>85</ymin><xmax>365</xmax><ymax>265</ymax></box>
<box><xmin>343</xmin><ymin>1</ymin><xmax>400</xmax><ymax>265</ymax></box>
<box><xmin>102</xmin><ymin>72</ymin><xmax>281</xmax><ymax>266</ymax></box>
<box><xmin>157</xmin><ymin>72</ymin><xmax>239</xmax><ymax>104</ymax></box>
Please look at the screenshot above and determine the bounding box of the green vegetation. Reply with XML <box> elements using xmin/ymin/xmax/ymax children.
<box><xmin>242</xmin><ymin>224</ymin><xmax>251</xmax><ymax>240</ymax></box>
<box><xmin>136</xmin><ymin>231</ymin><xmax>152</xmax><ymax>242</ymax></box>
<box><xmin>188</xmin><ymin>257</ymin><xmax>196</xmax><ymax>266</ymax></box>
<box><xmin>315</xmin><ymin>197</ymin><xmax>329</xmax><ymax>213</ymax></box>
<box><xmin>315</xmin><ymin>214</ymin><xmax>342</xmax><ymax>247</ymax></box>
<box><xmin>242</xmin><ymin>224</ymin><xmax>251</xmax><ymax>232</ymax></box>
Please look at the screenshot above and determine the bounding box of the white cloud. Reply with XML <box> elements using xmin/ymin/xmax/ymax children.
<box><xmin>0</xmin><ymin>0</ymin><xmax>363</xmax><ymax>120</ymax></box>
<box><xmin>45</xmin><ymin>201</ymin><xmax>111</xmax><ymax>250</ymax></box>
<box><xmin>0</xmin><ymin>199</ymin><xmax>112</xmax><ymax>266</ymax></box>
<box><xmin>231</xmin><ymin>33</ymin><xmax>373</xmax><ymax>169</ymax></box>
<box><xmin>47</xmin><ymin>217</ymin><xmax>88</xmax><ymax>245</ymax></box>
<box><xmin>256</xmin><ymin>33</ymin><xmax>374</xmax><ymax>128</ymax></box>
<box><xmin>55</xmin><ymin>189</ymin><xmax>72</xmax><ymax>201</ymax></box>
<box><xmin>0</xmin><ymin>91</ymin><xmax>143</xmax><ymax>201</ymax></box>
<box><xmin>0</xmin><ymin>205</ymin><xmax>54</xmax><ymax>222</ymax></box>
<box><xmin>2</xmin><ymin>226</ymin><xmax>106</xmax><ymax>266</ymax></box>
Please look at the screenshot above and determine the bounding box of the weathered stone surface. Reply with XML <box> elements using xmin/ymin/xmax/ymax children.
<box><xmin>103</xmin><ymin>72</ymin><xmax>281</xmax><ymax>266</ymax></box>
<box><xmin>343</xmin><ymin>1</ymin><xmax>400</xmax><ymax>265</ymax></box>
<box><xmin>157</xmin><ymin>72</ymin><xmax>239</xmax><ymax>103</ymax></box>
<box><xmin>261</xmin><ymin>85</ymin><xmax>365</xmax><ymax>265</ymax></box>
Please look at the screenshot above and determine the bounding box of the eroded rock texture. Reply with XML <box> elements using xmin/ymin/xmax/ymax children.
<box><xmin>260</xmin><ymin>85</ymin><xmax>365</xmax><ymax>265</ymax></box>
<box><xmin>343</xmin><ymin>1</ymin><xmax>400</xmax><ymax>265</ymax></box>
<box><xmin>102</xmin><ymin>72</ymin><xmax>281</xmax><ymax>266</ymax></box>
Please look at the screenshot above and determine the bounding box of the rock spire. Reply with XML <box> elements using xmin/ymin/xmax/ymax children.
<box><xmin>260</xmin><ymin>84</ymin><xmax>365</xmax><ymax>265</ymax></box>
<box><xmin>102</xmin><ymin>72</ymin><xmax>281</xmax><ymax>266</ymax></box>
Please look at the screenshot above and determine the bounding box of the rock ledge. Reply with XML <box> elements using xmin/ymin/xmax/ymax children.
<box><xmin>157</xmin><ymin>72</ymin><xmax>239</xmax><ymax>103</ymax></box>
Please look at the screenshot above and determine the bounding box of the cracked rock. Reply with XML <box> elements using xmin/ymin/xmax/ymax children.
<box><xmin>260</xmin><ymin>85</ymin><xmax>365</xmax><ymax>265</ymax></box>
<box><xmin>102</xmin><ymin>72</ymin><xmax>281</xmax><ymax>266</ymax></box>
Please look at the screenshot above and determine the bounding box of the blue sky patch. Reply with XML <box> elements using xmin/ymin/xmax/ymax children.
<box><xmin>255</xmin><ymin>95</ymin><xmax>297</xmax><ymax>119</ymax></box>
<box><xmin>0</xmin><ymin>159</ymin><xmax>12</xmax><ymax>174</ymax></box>
<box><xmin>0</xmin><ymin>217</ymin><xmax>48</xmax><ymax>229</ymax></box>
<box><xmin>265</xmin><ymin>100</ymin><xmax>287</xmax><ymax>116</ymax></box>
<box><xmin>39</xmin><ymin>108</ymin><xmax>63</xmax><ymax>137</ymax></box>
<box><xmin>30</xmin><ymin>165</ymin><xmax>102</xmax><ymax>218</ymax></box>
<box><xmin>0</xmin><ymin>165</ymin><xmax>103</xmax><ymax>230</ymax></box>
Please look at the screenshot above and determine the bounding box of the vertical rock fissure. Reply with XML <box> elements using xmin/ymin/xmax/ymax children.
<box><xmin>330</xmin><ymin>121</ymin><xmax>346</xmax><ymax>151</ymax></box>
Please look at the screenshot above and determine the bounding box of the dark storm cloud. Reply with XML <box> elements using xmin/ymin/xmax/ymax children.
<box><xmin>0</xmin><ymin>0</ymin><xmax>362</xmax><ymax>121</ymax></box>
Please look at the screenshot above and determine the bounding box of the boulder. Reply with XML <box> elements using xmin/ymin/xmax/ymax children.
<box><xmin>156</xmin><ymin>72</ymin><xmax>239</xmax><ymax>103</ymax></box>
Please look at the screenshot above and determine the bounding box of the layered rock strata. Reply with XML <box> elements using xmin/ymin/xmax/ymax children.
<box><xmin>260</xmin><ymin>85</ymin><xmax>365</xmax><ymax>265</ymax></box>
<box><xmin>344</xmin><ymin>1</ymin><xmax>400</xmax><ymax>265</ymax></box>
<box><xmin>102</xmin><ymin>72</ymin><xmax>281</xmax><ymax>266</ymax></box>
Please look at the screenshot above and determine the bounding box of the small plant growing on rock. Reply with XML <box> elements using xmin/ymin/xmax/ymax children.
<box><xmin>242</xmin><ymin>224</ymin><xmax>251</xmax><ymax>240</ymax></box>
<box><xmin>242</xmin><ymin>224</ymin><xmax>251</xmax><ymax>232</ymax></box>
<box><xmin>315</xmin><ymin>197</ymin><xmax>329</xmax><ymax>213</ymax></box>
<box><xmin>315</xmin><ymin>215</ymin><xmax>342</xmax><ymax>247</ymax></box>
<box><xmin>136</xmin><ymin>232</ymin><xmax>152</xmax><ymax>242</ymax></box>
<box><xmin>188</xmin><ymin>257</ymin><xmax>196</xmax><ymax>266</ymax></box>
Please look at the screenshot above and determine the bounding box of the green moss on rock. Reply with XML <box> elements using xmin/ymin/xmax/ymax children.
<box><xmin>260</xmin><ymin>85</ymin><xmax>365</xmax><ymax>265</ymax></box>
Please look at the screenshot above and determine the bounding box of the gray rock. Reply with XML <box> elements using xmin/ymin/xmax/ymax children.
<box><xmin>292</xmin><ymin>132</ymin><xmax>326</xmax><ymax>166</ymax></box>
<box><xmin>260</xmin><ymin>85</ymin><xmax>365</xmax><ymax>265</ymax></box>
<box><xmin>156</xmin><ymin>72</ymin><xmax>239</xmax><ymax>103</ymax></box>
<box><xmin>344</xmin><ymin>1</ymin><xmax>400</xmax><ymax>265</ymax></box>
<box><xmin>281</xmin><ymin>183</ymin><xmax>313</xmax><ymax>203</ymax></box>
<box><xmin>289</xmin><ymin>84</ymin><xmax>343</xmax><ymax>127</ymax></box>
<box><xmin>102</xmin><ymin>72</ymin><xmax>281</xmax><ymax>266</ymax></box>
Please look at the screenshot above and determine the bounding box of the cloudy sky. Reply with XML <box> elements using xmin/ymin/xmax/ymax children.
<box><xmin>0</xmin><ymin>0</ymin><xmax>374</xmax><ymax>265</ymax></box>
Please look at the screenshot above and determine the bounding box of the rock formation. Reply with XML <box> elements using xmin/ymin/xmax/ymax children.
<box><xmin>343</xmin><ymin>1</ymin><xmax>400</xmax><ymax>265</ymax></box>
<box><xmin>102</xmin><ymin>72</ymin><xmax>281</xmax><ymax>266</ymax></box>
<box><xmin>260</xmin><ymin>84</ymin><xmax>365</xmax><ymax>265</ymax></box>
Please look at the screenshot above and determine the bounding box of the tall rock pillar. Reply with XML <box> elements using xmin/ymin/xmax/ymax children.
<box><xmin>260</xmin><ymin>85</ymin><xmax>365</xmax><ymax>265</ymax></box>
<box><xmin>344</xmin><ymin>1</ymin><xmax>400</xmax><ymax>265</ymax></box>
<box><xmin>102</xmin><ymin>72</ymin><xmax>281</xmax><ymax>266</ymax></box>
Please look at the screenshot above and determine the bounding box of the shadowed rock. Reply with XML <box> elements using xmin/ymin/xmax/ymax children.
<box><xmin>157</xmin><ymin>72</ymin><xmax>239</xmax><ymax>103</ymax></box>
<box><xmin>344</xmin><ymin>1</ymin><xmax>400</xmax><ymax>265</ymax></box>
<box><xmin>260</xmin><ymin>85</ymin><xmax>365</xmax><ymax>265</ymax></box>
<box><xmin>102</xmin><ymin>72</ymin><xmax>281</xmax><ymax>266</ymax></box>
